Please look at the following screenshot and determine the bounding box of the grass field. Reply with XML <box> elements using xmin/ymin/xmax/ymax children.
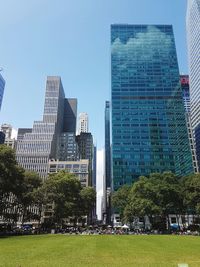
<box><xmin>0</xmin><ymin>235</ymin><xmax>200</xmax><ymax>267</ymax></box>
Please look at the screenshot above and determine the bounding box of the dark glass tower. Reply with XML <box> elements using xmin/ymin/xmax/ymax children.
<box><xmin>63</xmin><ymin>98</ymin><xmax>77</xmax><ymax>133</ymax></box>
<box><xmin>111</xmin><ymin>24</ymin><xmax>194</xmax><ymax>191</ymax></box>
<box><xmin>0</xmin><ymin>131</ymin><xmax>5</xmax><ymax>144</ymax></box>
<box><xmin>76</xmin><ymin>132</ymin><xmax>93</xmax><ymax>186</ymax></box>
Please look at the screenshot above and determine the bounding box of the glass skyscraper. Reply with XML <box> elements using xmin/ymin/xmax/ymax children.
<box><xmin>0</xmin><ymin>73</ymin><xmax>5</xmax><ymax>111</ymax></box>
<box><xmin>111</xmin><ymin>24</ymin><xmax>194</xmax><ymax>191</ymax></box>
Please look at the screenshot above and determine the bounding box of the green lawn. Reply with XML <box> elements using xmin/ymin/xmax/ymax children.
<box><xmin>0</xmin><ymin>235</ymin><xmax>200</xmax><ymax>267</ymax></box>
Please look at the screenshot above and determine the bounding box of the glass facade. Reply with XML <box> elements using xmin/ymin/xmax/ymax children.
<box><xmin>0</xmin><ymin>74</ymin><xmax>5</xmax><ymax>111</ymax></box>
<box><xmin>111</xmin><ymin>24</ymin><xmax>194</xmax><ymax>191</ymax></box>
<box><xmin>0</xmin><ymin>131</ymin><xmax>5</xmax><ymax>144</ymax></box>
<box><xmin>58</xmin><ymin>132</ymin><xmax>78</xmax><ymax>161</ymax></box>
<box><xmin>76</xmin><ymin>132</ymin><xmax>93</xmax><ymax>186</ymax></box>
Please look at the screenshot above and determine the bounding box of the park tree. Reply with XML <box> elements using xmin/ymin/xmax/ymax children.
<box><xmin>41</xmin><ymin>171</ymin><xmax>83</xmax><ymax>227</ymax></box>
<box><xmin>124</xmin><ymin>176</ymin><xmax>161</xmax><ymax>226</ymax></box>
<box><xmin>19</xmin><ymin>171</ymin><xmax>42</xmax><ymax>225</ymax></box>
<box><xmin>80</xmin><ymin>186</ymin><xmax>96</xmax><ymax>224</ymax></box>
<box><xmin>80</xmin><ymin>187</ymin><xmax>96</xmax><ymax>213</ymax></box>
<box><xmin>0</xmin><ymin>145</ymin><xmax>25</xmax><ymax>223</ymax></box>
<box><xmin>182</xmin><ymin>174</ymin><xmax>200</xmax><ymax>216</ymax></box>
<box><xmin>111</xmin><ymin>184</ymin><xmax>131</xmax><ymax>220</ymax></box>
<box><xmin>150</xmin><ymin>172</ymin><xmax>184</xmax><ymax>219</ymax></box>
<box><xmin>112</xmin><ymin>172</ymin><xmax>184</xmax><ymax>230</ymax></box>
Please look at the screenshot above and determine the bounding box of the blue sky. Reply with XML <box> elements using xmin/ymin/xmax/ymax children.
<box><xmin>0</xmin><ymin>0</ymin><xmax>188</xmax><ymax>149</ymax></box>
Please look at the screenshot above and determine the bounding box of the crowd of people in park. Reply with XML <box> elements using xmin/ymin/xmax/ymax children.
<box><xmin>51</xmin><ymin>226</ymin><xmax>200</xmax><ymax>236</ymax></box>
<box><xmin>1</xmin><ymin>224</ymin><xmax>200</xmax><ymax>237</ymax></box>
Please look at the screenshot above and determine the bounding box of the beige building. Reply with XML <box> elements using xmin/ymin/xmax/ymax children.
<box><xmin>49</xmin><ymin>159</ymin><xmax>89</xmax><ymax>187</ymax></box>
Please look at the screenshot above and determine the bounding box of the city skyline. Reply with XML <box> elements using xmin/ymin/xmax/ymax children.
<box><xmin>0</xmin><ymin>0</ymin><xmax>188</xmax><ymax>149</ymax></box>
<box><xmin>1</xmin><ymin>2</ymin><xmax>200</xmax><ymax>264</ymax></box>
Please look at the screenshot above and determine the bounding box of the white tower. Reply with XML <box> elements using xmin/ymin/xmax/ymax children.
<box><xmin>186</xmin><ymin>0</ymin><xmax>200</xmax><ymax>169</ymax></box>
<box><xmin>186</xmin><ymin>0</ymin><xmax>200</xmax><ymax>129</ymax></box>
<box><xmin>78</xmin><ymin>112</ymin><xmax>89</xmax><ymax>134</ymax></box>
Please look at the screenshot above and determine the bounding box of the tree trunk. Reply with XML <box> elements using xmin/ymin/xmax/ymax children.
<box><xmin>166</xmin><ymin>215</ymin><xmax>171</xmax><ymax>233</ymax></box>
<box><xmin>176</xmin><ymin>214</ymin><xmax>180</xmax><ymax>231</ymax></box>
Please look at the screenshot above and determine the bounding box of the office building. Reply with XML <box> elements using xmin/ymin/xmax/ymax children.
<box><xmin>57</xmin><ymin>98</ymin><xmax>78</xmax><ymax>160</ymax></box>
<box><xmin>58</xmin><ymin>132</ymin><xmax>79</xmax><ymax>161</ymax></box>
<box><xmin>111</xmin><ymin>24</ymin><xmax>193</xmax><ymax>190</ymax></box>
<box><xmin>186</xmin><ymin>0</ymin><xmax>200</xmax><ymax>168</ymax></box>
<box><xmin>17</xmin><ymin>128</ymin><xmax>32</xmax><ymax>141</ymax></box>
<box><xmin>16</xmin><ymin>128</ymin><xmax>32</xmax><ymax>151</ymax></box>
<box><xmin>78</xmin><ymin>112</ymin><xmax>89</xmax><ymax>134</ymax></box>
<box><xmin>0</xmin><ymin>73</ymin><xmax>5</xmax><ymax>111</ymax></box>
<box><xmin>16</xmin><ymin>76</ymin><xmax>78</xmax><ymax>179</ymax></box>
<box><xmin>4</xmin><ymin>139</ymin><xmax>16</xmax><ymax>149</ymax></box>
<box><xmin>49</xmin><ymin>159</ymin><xmax>89</xmax><ymax>187</ymax></box>
<box><xmin>0</xmin><ymin>131</ymin><xmax>5</xmax><ymax>144</ymax></box>
<box><xmin>92</xmin><ymin>145</ymin><xmax>97</xmax><ymax>189</ymax></box>
<box><xmin>0</xmin><ymin>124</ymin><xmax>16</xmax><ymax>149</ymax></box>
<box><xmin>1</xmin><ymin>124</ymin><xmax>12</xmax><ymax>139</ymax></box>
<box><xmin>63</xmin><ymin>98</ymin><xmax>77</xmax><ymax>133</ymax></box>
<box><xmin>76</xmin><ymin>132</ymin><xmax>93</xmax><ymax>186</ymax></box>
<box><xmin>180</xmin><ymin>75</ymin><xmax>198</xmax><ymax>173</ymax></box>
<box><xmin>16</xmin><ymin>76</ymin><xmax>66</xmax><ymax>179</ymax></box>
<box><xmin>181</xmin><ymin>75</ymin><xmax>191</xmax><ymax>113</ymax></box>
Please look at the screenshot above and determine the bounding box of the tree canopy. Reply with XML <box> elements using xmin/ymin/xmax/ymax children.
<box><xmin>0</xmin><ymin>145</ymin><xmax>96</xmax><ymax>226</ymax></box>
<box><xmin>112</xmin><ymin>172</ymin><xmax>200</xmax><ymax>229</ymax></box>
